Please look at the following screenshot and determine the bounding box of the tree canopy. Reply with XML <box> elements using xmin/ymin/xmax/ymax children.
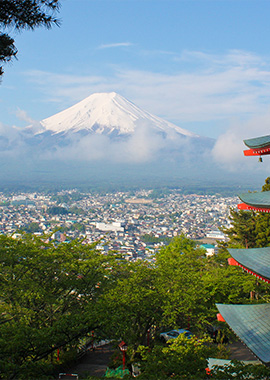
<box><xmin>0</xmin><ymin>234</ymin><xmax>119</xmax><ymax>379</ymax></box>
<box><xmin>0</xmin><ymin>0</ymin><xmax>61</xmax><ymax>77</ymax></box>
<box><xmin>221</xmin><ymin>177</ymin><xmax>270</xmax><ymax>248</ymax></box>
<box><xmin>0</xmin><ymin>230</ymin><xmax>266</xmax><ymax>378</ymax></box>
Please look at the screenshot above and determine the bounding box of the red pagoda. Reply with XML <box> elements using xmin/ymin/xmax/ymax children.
<box><xmin>216</xmin><ymin>134</ymin><xmax>270</xmax><ymax>365</ymax></box>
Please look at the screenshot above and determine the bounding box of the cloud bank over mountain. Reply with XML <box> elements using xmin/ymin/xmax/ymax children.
<box><xmin>0</xmin><ymin>92</ymin><xmax>266</xmax><ymax>188</ymax></box>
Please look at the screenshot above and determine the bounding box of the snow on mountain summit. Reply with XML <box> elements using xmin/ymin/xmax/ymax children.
<box><xmin>36</xmin><ymin>92</ymin><xmax>198</xmax><ymax>138</ymax></box>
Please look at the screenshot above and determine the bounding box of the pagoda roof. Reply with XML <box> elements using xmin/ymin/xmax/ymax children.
<box><xmin>228</xmin><ymin>247</ymin><xmax>270</xmax><ymax>281</ymax></box>
<box><xmin>216</xmin><ymin>303</ymin><xmax>270</xmax><ymax>364</ymax></box>
<box><xmin>244</xmin><ymin>135</ymin><xmax>270</xmax><ymax>149</ymax></box>
<box><xmin>238</xmin><ymin>191</ymin><xmax>270</xmax><ymax>209</ymax></box>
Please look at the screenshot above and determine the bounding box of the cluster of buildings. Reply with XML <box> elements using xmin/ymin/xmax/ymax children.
<box><xmin>0</xmin><ymin>189</ymin><xmax>237</xmax><ymax>260</ymax></box>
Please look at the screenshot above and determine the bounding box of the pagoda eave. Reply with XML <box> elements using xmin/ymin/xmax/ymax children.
<box><xmin>244</xmin><ymin>147</ymin><xmax>270</xmax><ymax>156</ymax></box>
<box><xmin>228</xmin><ymin>257</ymin><xmax>270</xmax><ymax>283</ymax></box>
<box><xmin>238</xmin><ymin>203</ymin><xmax>270</xmax><ymax>213</ymax></box>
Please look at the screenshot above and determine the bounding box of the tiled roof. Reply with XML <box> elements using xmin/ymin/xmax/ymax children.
<box><xmin>238</xmin><ymin>191</ymin><xmax>270</xmax><ymax>209</ymax></box>
<box><xmin>228</xmin><ymin>247</ymin><xmax>270</xmax><ymax>280</ymax></box>
<box><xmin>216</xmin><ymin>303</ymin><xmax>270</xmax><ymax>364</ymax></box>
<box><xmin>244</xmin><ymin>135</ymin><xmax>270</xmax><ymax>149</ymax></box>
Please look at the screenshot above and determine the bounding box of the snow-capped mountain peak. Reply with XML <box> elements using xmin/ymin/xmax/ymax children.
<box><xmin>33</xmin><ymin>92</ymin><xmax>198</xmax><ymax>138</ymax></box>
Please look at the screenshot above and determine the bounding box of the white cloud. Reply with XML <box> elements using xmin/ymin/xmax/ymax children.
<box><xmin>98</xmin><ymin>42</ymin><xmax>133</xmax><ymax>49</ymax></box>
<box><xmin>212</xmin><ymin>112</ymin><xmax>270</xmax><ymax>172</ymax></box>
<box><xmin>23</xmin><ymin>50</ymin><xmax>270</xmax><ymax>131</ymax></box>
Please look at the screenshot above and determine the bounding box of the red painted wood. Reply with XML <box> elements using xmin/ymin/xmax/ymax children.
<box><xmin>217</xmin><ymin>313</ymin><xmax>226</xmax><ymax>322</ymax></box>
<box><xmin>238</xmin><ymin>203</ymin><xmax>270</xmax><ymax>212</ymax></box>
<box><xmin>244</xmin><ymin>147</ymin><xmax>270</xmax><ymax>156</ymax></box>
<box><xmin>228</xmin><ymin>257</ymin><xmax>239</xmax><ymax>266</ymax></box>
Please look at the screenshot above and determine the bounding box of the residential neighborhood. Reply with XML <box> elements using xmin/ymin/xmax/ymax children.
<box><xmin>0</xmin><ymin>189</ymin><xmax>237</xmax><ymax>260</ymax></box>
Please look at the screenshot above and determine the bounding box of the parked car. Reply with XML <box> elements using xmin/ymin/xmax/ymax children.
<box><xmin>160</xmin><ymin>329</ymin><xmax>193</xmax><ymax>342</ymax></box>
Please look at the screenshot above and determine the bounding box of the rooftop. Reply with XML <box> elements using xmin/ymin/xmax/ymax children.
<box><xmin>244</xmin><ymin>135</ymin><xmax>270</xmax><ymax>150</ymax></box>
<box><xmin>216</xmin><ymin>303</ymin><xmax>270</xmax><ymax>364</ymax></box>
<box><xmin>238</xmin><ymin>191</ymin><xmax>270</xmax><ymax>209</ymax></box>
<box><xmin>228</xmin><ymin>247</ymin><xmax>270</xmax><ymax>281</ymax></box>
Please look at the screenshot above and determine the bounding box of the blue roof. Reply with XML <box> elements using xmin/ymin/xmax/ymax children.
<box><xmin>216</xmin><ymin>303</ymin><xmax>270</xmax><ymax>364</ymax></box>
<box><xmin>238</xmin><ymin>191</ymin><xmax>270</xmax><ymax>209</ymax></box>
<box><xmin>201</xmin><ymin>244</ymin><xmax>215</xmax><ymax>249</ymax></box>
<box><xmin>244</xmin><ymin>135</ymin><xmax>270</xmax><ymax>149</ymax></box>
<box><xmin>228</xmin><ymin>247</ymin><xmax>270</xmax><ymax>280</ymax></box>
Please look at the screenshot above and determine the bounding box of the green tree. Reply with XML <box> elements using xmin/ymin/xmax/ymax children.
<box><xmin>47</xmin><ymin>205</ymin><xmax>68</xmax><ymax>215</ymax></box>
<box><xmin>220</xmin><ymin>209</ymin><xmax>257</xmax><ymax>248</ymax></box>
<box><xmin>154</xmin><ymin>235</ymin><xmax>210</xmax><ymax>328</ymax></box>
<box><xmin>0</xmin><ymin>234</ymin><xmax>118</xmax><ymax>379</ymax></box>
<box><xmin>137</xmin><ymin>334</ymin><xmax>215</xmax><ymax>380</ymax></box>
<box><xmin>211</xmin><ymin>361</ymin><xmax>270</xmax><ymax>379</ymax></box>
<box><xmin>21</xmin><ymin>221</ymin><xmax>41</xmax><ymax>233</ymax></box>
<box><xmin>0</xmin><ymin>0</ymin><xmax>60</xmax><ymax>77</ymax></box>
<box><xmin>221</xmin><ymin>177</ymin><xmax>270</xmax><ymax>248</ymax></box>
<box><xmin>101</xmin><ymin>261</ymin><xmax>162</xmax><ymax>348</ymax></box>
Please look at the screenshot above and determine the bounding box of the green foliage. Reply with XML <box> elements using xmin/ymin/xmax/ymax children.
<box><xmin>140</xmin><ymin>234</ymin><xmax>171</xmax><ymax>245</ymax></box>
<box><xmin>70</xmin><ymin>222</ymin><xmax>86</xmax><ymax>233</ymax></box>
<box><xmin>101</xmin><ymin>261</ymin><xmax>162</xmax><ymax>347</ymax></box>
<box><xmin>51</xmin><ymin>192</ymin><xmax>85</xmax><ymax>205</ymax></box>
<box><xmin>261</xmin><ymin>176</ymin><xmax>270</xmax><ymax>192</ymax></box>
<box><xmin>69</xmin><ymin>205</ymin><xmax>86</xmax><ymax>215</ymax></box>
<box><xmin>221</xmin><ymin>177</ymin><xmax>270</xmax><ymax>248</ymax></box>
<box><xmin>0</xmin><ymin>232</ymin><xmax>264</xmax><ymax>378</ymax></box>
<box><xmin>47</xmin><ymin>205</ymin><xmax>68</xmax><ymax>215</ymax></box>
<box><xmin>0</xmin><ymin>234</ymin><xmax>118</xmax><ymax>378</ymax></box>
<box><xmin>154</xmin><ymin>235</ymin><xmax>212</xmax><ymax>327</ymax></box>
<box><xmin>21</xmin><ymin>221</ymin><xmax>41</xmax><ymax>233</ymax></box>
<box><xmin>220</xmin><ymin>208</ymin><xmax>257</xmax><ymax>248</ymax></box>
<box><xmin>0</xmin><ymin>0</ymin><xmax>61</xmax><ymax>77</ymax></box>
<box><xmin>211</xmin><ymin>361</ymin><xmax>270</xmax><ymax>379</ymax></box>
<box><xmin>137</xmin><ymin>335</ymin><xmax>215</xmax><ymax>379</ymax></box>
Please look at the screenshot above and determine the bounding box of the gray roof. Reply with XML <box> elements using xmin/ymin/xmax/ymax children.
<box><xmin>208</xmin><ymin>358</ymin><xmax>259</xmax><ymax>370</ymax></box>
<box><xmin>228</xmin><ymin>247</ymin><xmax>270</xmax><ymax>280</ymax></box>
<box><xmin>244</xmin><ymin>135</ymin><xmax>270</xmax><ymax>149</ymax></box>
<box><xmin>216</xmin><ymin>303</ymin><xmax>270</xmax><ymax>364</ymax></box>
<box><xmin>238</xmin><ymin>191</ymin><xmax>270</xmax><ymax>209</ymax></box>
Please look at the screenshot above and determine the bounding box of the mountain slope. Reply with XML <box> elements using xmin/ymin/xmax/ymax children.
<box><xmin>32</xmin><ymin>92</ymin><xmax>199</xmax><ymax>138</ymax></box>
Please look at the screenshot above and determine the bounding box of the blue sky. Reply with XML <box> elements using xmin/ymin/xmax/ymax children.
<box><xmin>2</xmin><ymin>0</ymin><xmax>270</xmax><ymax>144</ymax></box>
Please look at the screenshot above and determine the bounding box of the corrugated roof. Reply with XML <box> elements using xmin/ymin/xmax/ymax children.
<box><xmin>216</xmin><ymin>304</ymin><xmax>270</xmax><ymax>364</ymax></box>
<box><xmin>238</xmin><ymin>191</ymin><xmax>270</xmax><ymax>209</ymax></box>
<box><xmin>228</xmin><ymin>247</ymin><xmax>270</xmax><ymax>280</ymax></box>
<box><xmin>244</xmin><ymin>135</ymin><xmax>270</xmax><ymax>149</ymax></box>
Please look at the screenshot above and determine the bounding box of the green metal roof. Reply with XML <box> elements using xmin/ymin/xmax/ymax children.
<box><xmin>216</xmin><ymin>304</ymin><xmax>270</xmax><ymax>364</ymax></box>
<box><xmin>244</xmin><ymin>135</ymin><xmax>270</xmax><ymax>149</ymax></box>
<box><xmin>228</xmin><ymin>247</ymin><xmax>270</xmax><ymax>280</ymax></box>
<box><xmin>238</xmin><ymin>191</ymin><xmax>270</xmax><ymax>209</ymax></box>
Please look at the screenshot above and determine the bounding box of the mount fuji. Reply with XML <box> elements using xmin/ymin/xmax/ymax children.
<box><xmin>19</xmin><ymin>92</ymin><xmax>214</xmax><ymax>160</ymax></box>
<box><xmin>27</xmin><ymin>92</ymin><xmax>199</xmax><ymax>139</ymax></box>
<box><xmin>0</xmin><ymin>92</ymin><xmax>220</xmax><ymax>187</ymax></box>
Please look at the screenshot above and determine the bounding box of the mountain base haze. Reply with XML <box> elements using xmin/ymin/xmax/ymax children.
<box><xmin>0</xmin><ymin>92</ymin><xmax>266</xmax><ymax>191</ymax></box>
